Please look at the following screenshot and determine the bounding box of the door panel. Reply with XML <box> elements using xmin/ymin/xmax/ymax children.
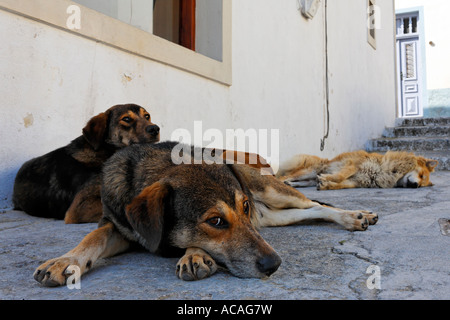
<box><xmin>398</xmin><ymin>37</ymin><xmax>423</xmax><ymax>117</ymax></box>
<box><xmin>396</xmin><ymin>12</ymin><xmax>423</xmax><ymax>118</ymax></box>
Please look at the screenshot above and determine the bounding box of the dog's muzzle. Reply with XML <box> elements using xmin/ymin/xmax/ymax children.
<box><xmin>256</xmin><ymin>253</ymin><xmax>282</xmax><ymax>277</ymax></box>
<box><xmin>146</xmin><ymin>124</ymin><xmax>160</xmax><ymax>137</ymax></box>
<box><xmin>406</xmin><ymin>180</ymin><xmax>419</xmax><ymax>188</ymax></box>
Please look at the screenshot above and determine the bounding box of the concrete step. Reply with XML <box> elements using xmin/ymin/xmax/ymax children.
<box><xmin>367</xmin><ymin>136</ymin><xmax>450</xmax><ymax>152</ymax></box>
<box><xmin>383</xmin><ymin>125</ymin><xmax>450</xmax><ymax>138</ymax></box>
<box><xmin>395</xmin><ymin>117</ymin><xmax>450</xmax><ymax>127</ymax></box>
<box><xmin>366</xmin><ymin>118</ymin><xmax>450</xmax><ymax>171</ymax></box>
<box><xmin>363</xmin><ymin>148</ymin><xmax>450</xmax><ymax>171</ymax></box>
<box><xmin>416</xmin><ymin>151</ymin><xmax>450</xmax><ymax>171</ymax></box>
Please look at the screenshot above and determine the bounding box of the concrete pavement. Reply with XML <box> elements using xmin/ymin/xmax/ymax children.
<box><xmin>1</xmin><ymin>172</ymin><xmax>449</xmax><ymax>300</ymax></box>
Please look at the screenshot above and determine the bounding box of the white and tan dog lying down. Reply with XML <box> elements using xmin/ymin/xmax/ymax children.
<box><xmin>278</xmin><ymin>150</ymin><xmax>438</xmax><ymax>190</ymax></box>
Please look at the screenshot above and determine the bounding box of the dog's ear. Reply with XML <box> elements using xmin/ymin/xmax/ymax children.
<box><xmin>227</xmin><ymin>164</ymin><xmax>258</xmax><ymax>218</ymax></box>
<box><xmin>125</xmin><ymin>181</ymin><xmax>172</xmax><ymax>253</ymax></box>
<box><xmin>82</xmin><ymin>112</ymin><xmax>109</xmax><ymax>150</ymax></box>
<box><xmin>426</xmin><ymin>159</ymin><xmax>438</xmax><ymax>172</ymax></box>
<box><xmin>227</xmin><ymin>164</ymin><xmax>251</xmax><ymax>194</ymax></box>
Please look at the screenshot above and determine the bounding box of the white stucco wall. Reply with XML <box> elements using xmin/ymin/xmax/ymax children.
<box><xmin>325</xmin><ymin>0</ymin><xmax>397</xmax><ymax>151</ymax></box>
<box><xmin>0</xmin><ymin>0</ymin><xmax>396</xmax><ymax>209</ymax></box>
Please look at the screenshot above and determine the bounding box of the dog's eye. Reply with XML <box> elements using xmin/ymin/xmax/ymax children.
<box><xmin>121</xmin><ymin>117</ymin><xmax>132</xmax><ymax>123</ymax></box>
<box><xmin>144</xmin><ymin>114</ymin><xmax>150</xmax><ymax>120</ymax></box>
<box><xmin>207</xmin><ymin>217</ymin><xmax>228</xmax><ymax>228</ymax></box>
<box><xmin>243</xmin><ymin>200</ymin><xmax>250</xmax><ymax>215</ymax></box>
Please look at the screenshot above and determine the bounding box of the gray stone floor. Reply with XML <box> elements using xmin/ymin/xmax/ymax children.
<box><xmin>1</xmin><ymin>172</ymin><xmax>449</xmax><ymax>300</ymax></box>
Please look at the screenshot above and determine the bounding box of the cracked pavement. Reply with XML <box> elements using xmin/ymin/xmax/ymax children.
<box><xmin>1</xmin><ymin>172</ymin><xmax>449</xmax><ymax>300</ymax></box>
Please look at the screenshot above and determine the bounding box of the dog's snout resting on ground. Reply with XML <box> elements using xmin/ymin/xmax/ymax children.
<box><xmin>34</xmin><ymin>142</ymin><xmax>378</xmax><ymax>286</ymax></box>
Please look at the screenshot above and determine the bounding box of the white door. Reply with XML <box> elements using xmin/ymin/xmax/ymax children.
<box><xmin>396</xmin><ymin>13</ymin><xmax>423</xmax><ymax>118</ymax></box>
<box><xmin>398</xmin><ymin>37</ymin><xmax>422</xmax><ymax>117</ymax></box>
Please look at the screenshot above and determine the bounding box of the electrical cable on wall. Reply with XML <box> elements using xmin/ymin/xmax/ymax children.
<box><xmin>320</xmin><ymin>0</ymin><xmax>330</xmax><ymax>152</ymax></box>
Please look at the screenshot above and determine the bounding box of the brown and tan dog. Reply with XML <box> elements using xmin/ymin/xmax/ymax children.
<box><xmin>34</xmin><ymin>142</ymin><xmax>378</xmax><ymax>286</ymax></box>
<box><xmin>13</xmin><ymin>103</ymin><xmax>160</xmax><ymax>223</ymax></box>
<box><xmin>278</xmin><ymin>150</ymin><xmax>438</xmax><ymax>190</ymax></box>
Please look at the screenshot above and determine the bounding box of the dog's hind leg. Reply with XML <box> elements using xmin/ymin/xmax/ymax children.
<box><xmin>65</xmin><ymin>176</ymin><xmax>103</xmax><ymax>224</ymax></box>
<box><xmin>317</xmin><ymin>165</ymin><xmax>358</xmax><ymax>190</ymax></box>
<box><xmin>317</xmin><ymin>179</ymin><xmax>358</xmax><ymax>190</ymax></box>
<box><xmin>280</xmin><ymin>170</ymin><xmax>318</xmax><ymax>188</ymax></box>
<box><xmin>34</xmin><ymin>221</ymin><xmax>130</xmax><ymax>287</ymax></box>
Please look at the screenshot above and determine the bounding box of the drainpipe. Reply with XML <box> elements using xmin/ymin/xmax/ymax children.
<box><xmin>320</xmin><ymin>0</ymin><xmax>330</xmax><ymax>152</ymax></box>
<box><xmin>299</xmin><ymin>0</ymin><xmax>330</xmax><ymax>151</ymax></box>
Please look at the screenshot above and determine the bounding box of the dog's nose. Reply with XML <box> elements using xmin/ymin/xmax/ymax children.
<box><xmin>407</xmin><ymin>180</ymin><xmax>419</xmax><ymax>188</ymax></box>
<box><xmin>256</xmin><ymin>253</ymin><xmax>282</xmax><ymax>277</ymax></box>
<box><xmin>146</xmin><ymin>125</ymin><xmax>160</xmax><ymax>137</ymax></box>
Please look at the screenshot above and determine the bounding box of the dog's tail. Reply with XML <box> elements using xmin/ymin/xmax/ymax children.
<box><xmin>277</xmin><ymin>154</ymin><xmax>327</xmax><ymax>178</ymax></box>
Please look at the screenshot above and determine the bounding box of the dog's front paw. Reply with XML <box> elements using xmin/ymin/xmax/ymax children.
<box><xmin>360</xmin><ymin>210</ymin><xmax>378</xmax><ymax>225</ymax></box>
<box><xmin>34</xmin><ymin>256</ymin><xmax>81</xmax><ymax>287</ymax></box>
<box><xmin>340</xmin><ymin>211</ymin><xmax>378</xmax><ymax>231</ymax></box>
<box><xmin>317</xmin><ymin>175</ymin><xmax>331</xmax><ymax>190</ymax></box>
<box><xmin>316</xmin><ymin>179</ymin><xmax>331</xmax><ymax>191</ymax></box>
<box><xmin>176</xmin><ymin>248</ymin><xmax>217</xmax><ymax>281</ymax></box>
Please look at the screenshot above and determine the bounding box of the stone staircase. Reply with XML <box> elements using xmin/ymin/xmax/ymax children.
<box><xmin>366</xmin><ymin>118</ymin><xmax>450</xmax><ymax>171</ymax></box>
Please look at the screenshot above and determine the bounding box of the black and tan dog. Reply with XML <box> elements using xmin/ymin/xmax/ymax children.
<box><xmin>34</xmin><ymin>142</ymin><xmax>378</xmax><ymax>286</ymax></box>
<box><xmin>13</xmin><ymin>104</ymin><xmax>160</xmax><ymax>223</ymax></box>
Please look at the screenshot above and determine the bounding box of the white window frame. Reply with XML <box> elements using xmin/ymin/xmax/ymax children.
<box><xmin>0</xmin><ymin>0</ymin><xmax>232</xmax><ymax>85</ymax></box>
<box><xmin>367</xmin><ymin>0</ymin><xmax>377</xmax><ymax>50</ymax></box>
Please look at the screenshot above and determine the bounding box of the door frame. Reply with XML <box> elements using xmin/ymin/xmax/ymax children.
<box><xmin>395</xmin><ymin>7</ymin><xmax>428</xmax><ymax>118</ymax></box>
